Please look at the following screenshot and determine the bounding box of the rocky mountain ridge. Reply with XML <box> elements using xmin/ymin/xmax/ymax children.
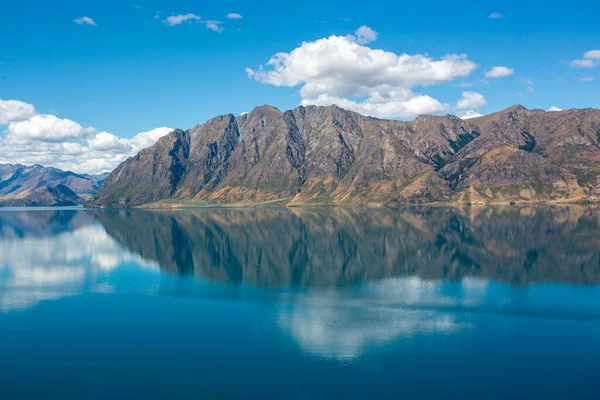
<box><xmin>89</xmin><ymin>105</ymin><xmax>600</xmax><ymax>207</ymax></box>
<box><xmin>0</xmin><ymin>164</ymin><xmax>107</xmax><ymax>206</ymax></box>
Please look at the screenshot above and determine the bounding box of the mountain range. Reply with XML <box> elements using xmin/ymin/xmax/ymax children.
<box><xmin>0</xmin><ymin>164</ymin><xmax>107</xmax><ymax>207</ymax></box>
<box><xmin>88</xmin><ymin>104</ymin><xmax>600</xmax><ymax>208</ymax></box>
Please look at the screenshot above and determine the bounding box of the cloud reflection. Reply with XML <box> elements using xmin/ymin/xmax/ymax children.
<box><xmin>278</xmin><ymin>277</ymin><xmax>472</xmax><ymax>360</ymax></box>
<box><xmin>0</xmin><ymin>217</ymin><xmax>158</xmax><ymax>312</ymax></box>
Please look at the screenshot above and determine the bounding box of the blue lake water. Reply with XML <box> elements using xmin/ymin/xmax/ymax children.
<box><xmin>0</xmin><ymin>206</ymin><xmax>599</xmax><ymax>399</ymax></box>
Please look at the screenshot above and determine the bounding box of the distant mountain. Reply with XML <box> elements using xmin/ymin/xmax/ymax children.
<box><xmin>0</xmin><ymin>164</ymin><xmax>108</xmax><ymax>207</ymax></box>
<box><xmin>88</xmin><ymin>104</ymin><xmax>600</xmax><ymax>208</ymax></box>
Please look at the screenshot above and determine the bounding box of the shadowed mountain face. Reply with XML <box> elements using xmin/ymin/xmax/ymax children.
<box><xmin>89</xmin><ymin>105</ymin><xmax>600</xmax><ymax>207</ymax></box>
<box><xmin>92</xmin><ymin>206</ymin><xmax>600</xmax><ymax>287</ymax></box>
<box><xmin>0</xmin><ymin>164</ymin><xmax>107</xmax><ymax>207</ymax></box>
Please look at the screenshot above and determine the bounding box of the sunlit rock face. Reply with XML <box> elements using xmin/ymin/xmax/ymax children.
<box><xmin>89</xmin><ymin>105</ymin><xmax>600</xmax><ymax>208</ymax></box>
<box><xmin>0</xmin><ymin>210</ymin><xmax>157</xmax><ymax>312</ymax></box>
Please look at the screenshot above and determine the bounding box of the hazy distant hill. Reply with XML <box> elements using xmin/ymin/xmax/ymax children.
<box><xmin>0</xmin><ymin>164</ymin><xmax>108</xmax><ymax>207</ymax></box>
<box><xmin>87</xmin><ymin>104</ymin><xmax>600</xmax><ymax>207</ymax></box>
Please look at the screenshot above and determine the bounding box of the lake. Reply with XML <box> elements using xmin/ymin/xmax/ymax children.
<box><xmin>0</xmin><ymin>206</ymin><xmax>599</xmax><ymax>399</ymax></box>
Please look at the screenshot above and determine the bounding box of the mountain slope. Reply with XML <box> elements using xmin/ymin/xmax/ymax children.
<box><xmin>0</xmin><ymin>164</ymin><xmax>107</xmax><ymax>206</ymax></box>
<box><xmin>89</xmin><ymin>105</ymin><xmax>600</xmax><ymax>207</ymax></box>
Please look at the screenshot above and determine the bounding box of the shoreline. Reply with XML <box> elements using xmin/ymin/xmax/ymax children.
<box><xmin>83</xmin><ymin>197</ymin><xmax>600</xmax><ymax>211</ymax></box>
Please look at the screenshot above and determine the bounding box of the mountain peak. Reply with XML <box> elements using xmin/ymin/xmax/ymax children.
<box><xmin>250</xmin><ymin>104</ymin><xmax>281</xmax><ymax>114</ymax></box>
<box><xmin>505</xmin><ymin>104</ymin><xmax>528</xmax><ymax>112</ymax></box>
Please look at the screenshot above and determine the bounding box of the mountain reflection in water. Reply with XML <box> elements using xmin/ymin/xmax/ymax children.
<box><xmin>4</xmin><ymin>206</ymin><xmax>598</xmax><ymax>318</ymax></box>
<box><xmin>1</xmin><ymin>206</ymin><xmax>600</xmax><ymax>389</ymax></box>
<box><xmin>88</xmin><ymin>206</ymin><xmax>600</xmax><ymax>286</ymax></box>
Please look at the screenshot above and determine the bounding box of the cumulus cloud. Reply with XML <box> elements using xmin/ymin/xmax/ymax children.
<box><xmin>456</xmin><ymin>91</ymin><xmax>486</xmax><ymax>110</ymax></box>
<box><xmin>547</xmin><ymin>106</ymin><xmax>562</xmax><ymax>112</ymax></box>
<box><xmin>485</xmin><ymin>66</ymin><xmax>514</xmax><ymax>78</ymax></box>
<box><xmin>488</xmin><ymin>12</ymin><xmax>504</xmax><ymax>19</ymax></box>
<box><xmin>73</xmin><ymin>16</ymin><xmax>97</xmax><ymax>26</ymax></box>
<box><xmin>0</xmin><ymin>99</ymin><xmax>173</xmax><ymax>174</ymax></box>
<box><xmin>129</xmin><ymin>127</ymin><xmax>174</xmax><ymax>151</ymax></box>
<box><xmin>246</xmin><ymin>33</ymin><xmax>477</xmax><ymax>119</ymax></box>
<box><xmin>7</xmin><ymin>114</ymin><xmax>95</xmax><ymax>142</ymax></box>
<box><xmin>584</xmin><ymin>50</ymin><xmax>600</xmax><ymax>59</ymax></box>
<box><xmin>347</xmin><ymin>25</ymin><xmax>378</xmax><ymax>45</ymax></box>
<box><xmin>87</xmin><ymin>131</ymin><xmax>132</xmax><ymax>152</ymax></box>
<box><xmin>569</xmin><ymin>50</ymin><xmax>600</xmax><ymax>68</ymax></box>
<box><xmin>204</xmin><ymin>20</ymin><xmax>224</xmax><ymax>32</ymax></box>
<box><xmin>226</xmin><ymin>13</ymin><xmax>243</xmax><ymax>20</ymax></box>
<box><xmin>456</xmin><ymin>110</ymin><xmax>484</xmax><ymax>119</ymax></box>
<box><xmin>0</xmin><ymin>99</ymin><xmax>36</xmax><ymax>124</ymax></box>
<box><xmin>163</xmin><ymin>13</ymin><xmax>201</xmax><ymax>26</ymax></box>
<box><xmin>303</xmin><ymin>92</ymin><xmax>450</xmax><ymax>119</ymax></box>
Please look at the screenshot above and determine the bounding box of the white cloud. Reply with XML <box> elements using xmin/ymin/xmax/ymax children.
<box><xmin>73</xmin><ymin>16</ymin><xmax>97</xmax><ymax>26</ymax></box>
<box><xmin>129</xmin><ymin>127</ymin><xmax>173</xmax><ymax>152</ymax></box>
<box><xmin>488</xmin><ymin>12</ymin><xmax>504</xmax><ymax>19</ymax></box>
<box><xmin>348</xmin><ymin>25</ymin><xmax>378</xmax><ymax>45</ymax></box>
<box><xmin>87</xmin><ymin>131</ymin><xmax>132</xmax><ymax>152</ymax></box>
<box><xmin>571</xmin><ymin>59</ymin><xmax>595</xmax><ymax>68</ymax></box>
<box><xmin>456</xmin><ymin>110</ymin><xmax>484</xmax><ymax>119</ymax></box>
<box><xmin>0</xmin><ymin>101</ymin><xmax>173</xmax><ymax>174</ymax></box>
<box><xmin>303</xmin><ymin>92</ymin><xmax>450</xmax><ymax>119</ymax></box>
<box><xmin>0</xmin><ymin>99</ymin><xmax>36</xmax><ymax>124</ymax></box>
<box><xmin>7</xmin><ymin>114</ymin><xmax>94</xmax><ymax>143</ymax></box>
<box><xmin>456</xmin><ymin>91</ymin><xmax>486</xmax><ymax>110</ymax></box>
<box><xmin>547</xmin><ymin>106</ymin><xmax>562</xmax><ymax>112</ymax></box>
<box><xmin>580</xmin><ymin>76</ymin><xmax>595</xmax><ymax>82</ymax></box>
<box><xmin>163</xmin><ymin>13</ymin><xmax>201</xmax><ymax>26</ymax></box>
<box><xmin>584</xmin><ymin>50</ymin><xmax>600</xmax><ymax>59</ymax></box>
<box><xmin>521</xmin><ymin>77</ymin><xmax>534</xmax><ymax>93</ymax></box>
<box><xmin>204</xmin><ymin>20</ymin><xmax>224</xmax><ymax>32</ymax></box>
<box><xmin>226</xmin><ymin>13</ymin><xmax>243</xmax><ymax>20</ymax></box>
<box><xmin>569</xmin><ymin>50</ymin><xmax>600</xmax><ymax>68</ymax></box>
<box><xmin>485</xmin><ymin>66</ymin><xmax>514</xmax><ymax>78</ymax></box>
<box><xmin>247</xmin><ymin>34</ymin><xmax>477</xmax><ymax>119</ymax></box>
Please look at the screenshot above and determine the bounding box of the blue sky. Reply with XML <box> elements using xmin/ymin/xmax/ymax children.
<box><xmin>0</xmin><ymin>0</ymin><xmax>599</xmax><ymax>172</ymax></box>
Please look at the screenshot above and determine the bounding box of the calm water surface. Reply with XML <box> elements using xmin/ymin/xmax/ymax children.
<box><xmin>0</xmin><ymin>206</ymin><xmax>599</xmax><ymax>399</ymax></box>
